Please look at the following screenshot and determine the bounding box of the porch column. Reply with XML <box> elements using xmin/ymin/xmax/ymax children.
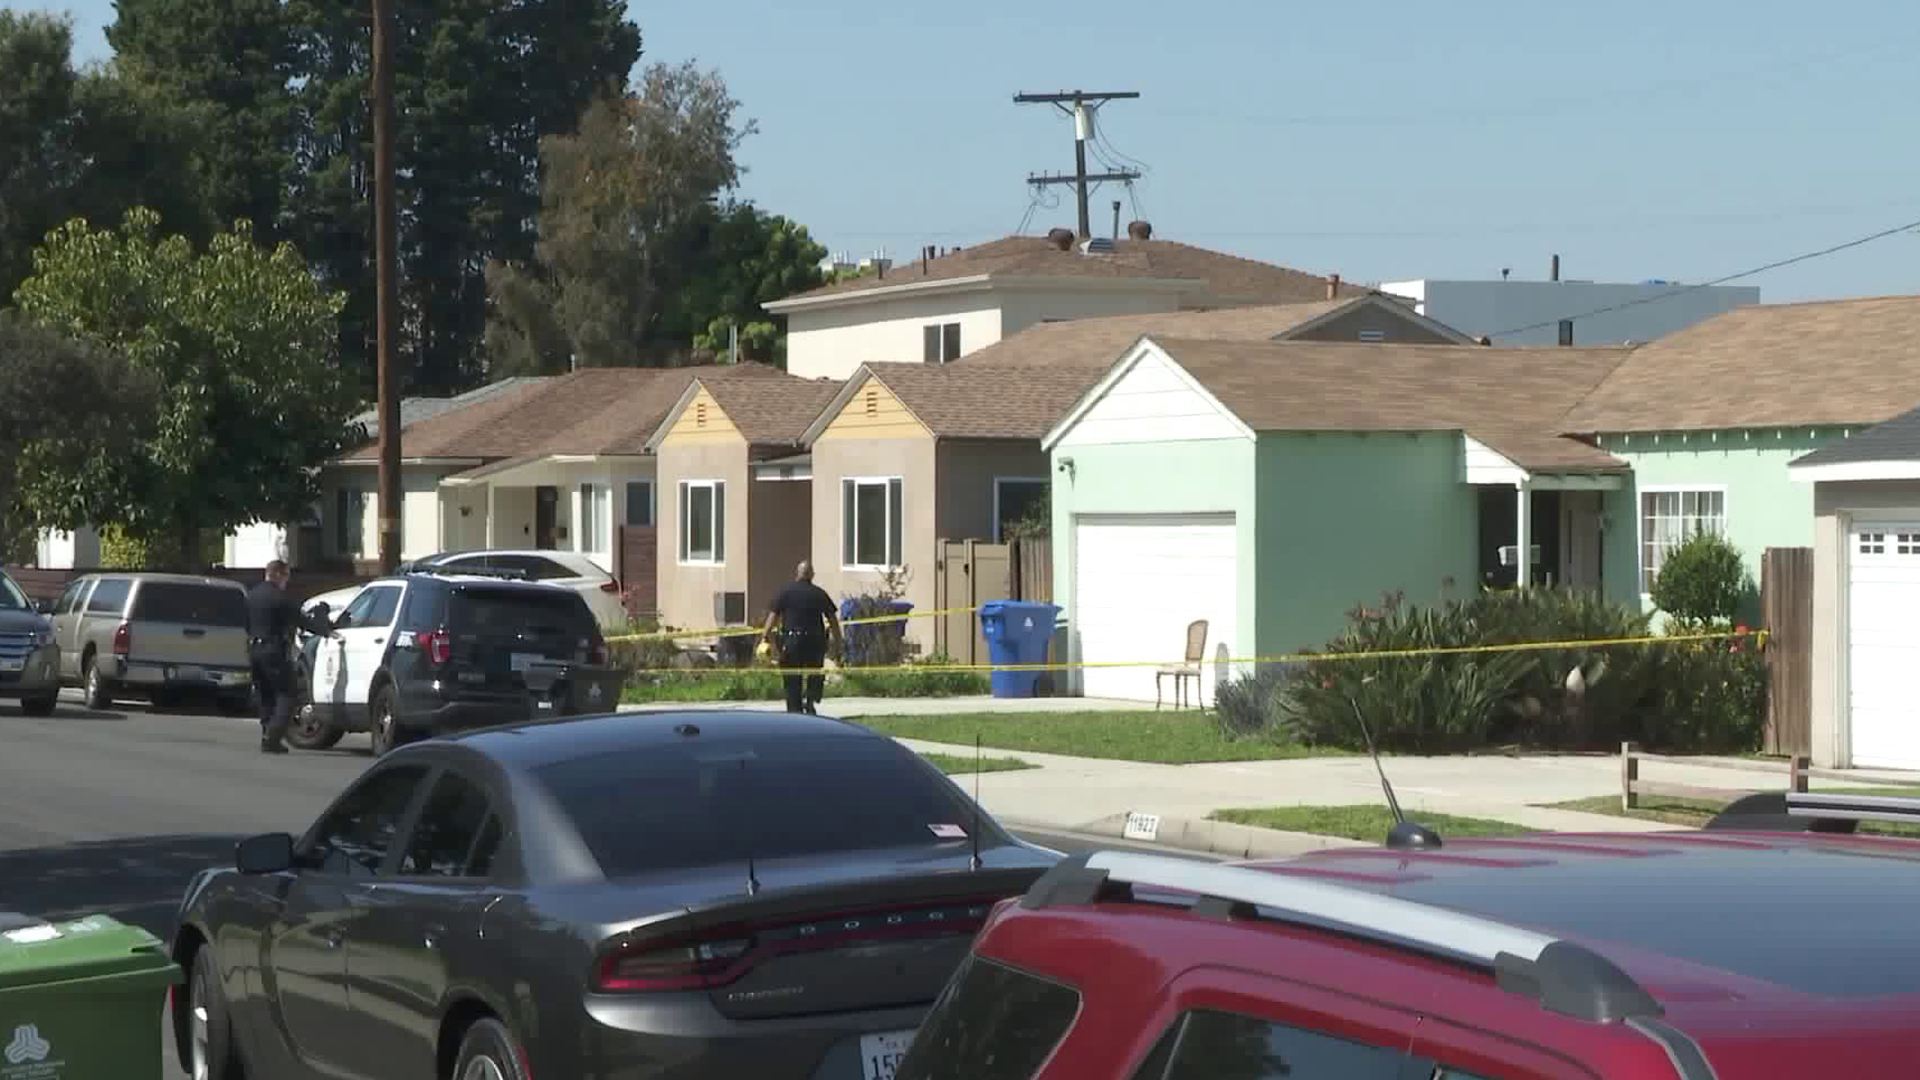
<box><xmin>1514</xmin><ymin>481</ymin><xmax>1533</xmax><ymax>589</ymax></box>
<box><xmin>485</xmin><ymin>485</ymin><xmax>496</xmax><ymax>548</ymax></box>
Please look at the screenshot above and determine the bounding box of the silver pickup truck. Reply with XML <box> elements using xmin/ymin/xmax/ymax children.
<box><xmin>45</xmin><ymin>572</ymin><xmax>255</xmax><ymax>711</ymax></box>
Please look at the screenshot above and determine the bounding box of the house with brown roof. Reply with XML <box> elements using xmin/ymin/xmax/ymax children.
<box><xmin>1041</xmin><ymin>335</ymin><xmax>1632</xmax><ymax>705</ymax></box>
<box><xmin>1559</xmin><ymin>294</ymin><xmax>1920</xmax><ymax>625</ymax></box>
<box><xmin>764</xmin><ymin>226</ymin><xmax>1386</xmax><ymax>382</ymax></box>
<box><xmin>790</xmin><ymin>295</ymin><xmax>1478</xmax><ymax>656</ymax></box>
<box><xmin>640</xmin><ymin>371</ymin><xmax>843</xmax><ymax>636</ymax></box>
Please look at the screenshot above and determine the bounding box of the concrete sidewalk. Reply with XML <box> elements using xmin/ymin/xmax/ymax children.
<box><xmin>620</xmin><ymin>696</ymin><xmax>1919</xmax><ymax>859</ymax></box>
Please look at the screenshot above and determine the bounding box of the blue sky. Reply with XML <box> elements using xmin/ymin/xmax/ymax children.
<box><xmin>23</xmin><ymin>0</ymin><xmax>1920</xmax><ymax>302</ymax></box>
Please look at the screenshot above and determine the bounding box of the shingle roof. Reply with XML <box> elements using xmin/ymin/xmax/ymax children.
<box><xmin>856</xmin><ymin>363</ymin><xmax>1105</xmax><ymax>440</ymax></box>
<box><xmin>1143</xmin><ymin>337</ymin><xmax>1632</xmax><ymax>473</ymax></box>
<box><xmin>337</xmin><ymin>365</ymin><xmax>781</xmax><ymax>463</ymax></box>
<box><xmin>773</xmin><ymin>235</ymin><xmax>1369</xmax><ymax>306</ymax></box>
<box><xmin>955</xmin><ymin>301</ymin><xmax>1379</xmax><ymax>372</ymax></box>
<box><xmin>349</xmin><ymin>376</ymin><xmax>555</xmax><ymax>441</ymax></box>
<box><xmin>1793</xmin><ymin>400</ymin><xmax>1920</xmax><ymax>467</ymax></box>
<box><xmin>1560</xmin><ymin>295</ymin><xmax>1920</xmax><ymax>434</ymax></box>
<box><xmin>640</xmin><ymin>369</ymin><xmax>844</xmax><ymax>452</ymax></box>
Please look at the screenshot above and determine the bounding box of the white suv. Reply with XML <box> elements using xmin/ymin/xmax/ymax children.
<box><xmin>304</xmin><ymin>549</ymin><xmax>629</xmax><ymax>630</ymax></box>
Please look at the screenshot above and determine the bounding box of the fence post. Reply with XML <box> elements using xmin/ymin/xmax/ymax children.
<box><xmin>1789</xmin><ymin>755</ymin><xmax>1810</xmax><ymax>794</ymax></box>
<box><xmin>1621</xmin><ymin>741</ymin><xmax>1639</xmax><ymax>811</ymax></box>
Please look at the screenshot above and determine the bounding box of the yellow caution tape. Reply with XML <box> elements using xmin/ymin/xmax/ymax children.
<box><xmin>614</xmin><ymin>627</ymin><xmax>1770</xmax><ymax>678</ymax></box>
<box><xmin>606</xmin><ymin>605</ymin><xmax>987</xmax><ymax>644</ymax></box>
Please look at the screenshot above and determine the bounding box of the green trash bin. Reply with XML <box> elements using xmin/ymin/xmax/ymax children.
<box><xmin>0</xmin><ymin>911</ymin><xmax>182</xmax><ymax>1080</ymax></box>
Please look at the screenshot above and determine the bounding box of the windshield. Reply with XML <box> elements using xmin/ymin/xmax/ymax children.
<box><xmin>0</xmin><ymin>575</ymin><xmax>30</xmax><ymax>611</ymax></box>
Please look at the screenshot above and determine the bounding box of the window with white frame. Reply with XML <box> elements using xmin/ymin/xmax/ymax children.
<box><xmin>578</xmin><ymin>483</ymin><xmax>610</xmax><ymax>554</ymax></box>
<box><xmin>842</xmin><ymin>477</ymin><xmax>903</xmax><ymax>568</ymax></box>
<box><xmin>993</xmin><ymin>478</ymin><xmax>1048</xmax><ymax>543</ymax></box>
<box><xmin>922</xmin><ymin>322</ymin><xmax>961</xmax><ymax>363</ymax></box>
<box><xmin>678</xmin><ymin>480</ymin><xmax>725</xmax><ymax>564</ymax></box>
<box><xmin>1640</xmin><ymin>488</ymin><xmax>1726</xmax><ymax>591</ymax></box>
<box><xmin>625</xmin><ymin>480</ymin><xmax>654</xmax><ymax>527</ymax></box>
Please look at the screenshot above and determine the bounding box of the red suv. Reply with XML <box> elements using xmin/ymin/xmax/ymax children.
<box><xmin>896</xmin><ymin>792</ymin><xmax>1920</xmax><ymax>1079</ymax></box>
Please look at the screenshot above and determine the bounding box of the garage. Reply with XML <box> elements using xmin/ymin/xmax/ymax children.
<box><xmin>1847</xmin><ymin>523</ymin><xmax>1920</xmax><ymax>770</ymax></box>
<box><xmin>1072</xmin><ymin>513</ymin><xmax>1237</xmax><ymax>705</ymax></box>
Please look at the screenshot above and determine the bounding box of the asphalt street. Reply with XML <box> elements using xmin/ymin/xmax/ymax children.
<box><xmin>0</xmin><ymin>690</ymin><xmax>1216</xmax><ymax>1080</ymax></box>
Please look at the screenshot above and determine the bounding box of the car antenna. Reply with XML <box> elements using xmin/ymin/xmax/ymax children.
<box><xmin>738</xmin><ymin>757</ymin><xmax>762</xmax><ymax>895</ymax></box>
<box><xmin>1347</xmin><ymin>679</ymin><xmax>1442</xmax><ymax>850</ymax></box>
<box><xmin>970</xmin><ymin>733</ymin><xmax>984</xmax><ymax>871</ymax></box>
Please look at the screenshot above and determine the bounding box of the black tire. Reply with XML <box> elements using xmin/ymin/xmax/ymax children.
<box><xmin>82</xmin><ymin>654</ymin><xmax>112</xmax><ymax>710</ymax></box>
<box><xmin>18</xmin><ymin>694</ymin><xmax>56</xmax><ymax>717</ymax></box>
<box><xmin>286</xmin><ymin>703</ymin><xmax>344</xmax><ymax>751</ymax></box>
<box><xmin>368</xmin><ymin>682</ymin><xmax>404</xmax><ymax>756</ymax></box>
<box><xmin>186</xmin><ymin>945</ymin><xmax>239</xmax><ymax>1080</ymax></box>
<box><xmin>452</xmin><ymin>1017</ymin><xmax>530</xmax><ymax>1080</ymax></box>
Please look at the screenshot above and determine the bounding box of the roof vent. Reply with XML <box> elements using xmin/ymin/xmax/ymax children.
<box><xmin>1080</xmin><ymin>237</ymin><xmax>1116</xmax><ymax>256</ymax></box>
<box><xmin>1046</xmin><ymin>228</ymin><xmax>1075</xmax><ymax>251</ymax></box>
<box><xmin>1127</xmin><ymin>220</ymin><xmax>1152</xmax><ymax>240</ymax></box>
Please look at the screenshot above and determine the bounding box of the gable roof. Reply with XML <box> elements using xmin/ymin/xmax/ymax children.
<box><xmin>1051</xmin><ymin>336</ymin><xmax>1632</xmax><ymax>473</ymax></box>
<box><xmin>1560</xmin><ymin>295</ymin><xmax>1920</xmax><ymax>434</ymax></box>
<box><xmin>336</xmin><ymin>365</ymin><xmax>778</xmax><ymax>464</ymax></box>
<box><xmin>642</xmin><ymin>368</ymin><xmax>843</xmax><ymax>454</ymax></box>
<box><xmin>1791</xmin><ymin>399</ymin><xmax>1920</xmax><ymax>470</ymax></box>
<box><xmin>767</xmin><ymin>235</ymin><xmax>1370</xmax><ymax>309</ymax></box>
<box><xmin>349</xmin><ymin>376</ymin><xmax>555</xmax><ymax>442</ymax></box>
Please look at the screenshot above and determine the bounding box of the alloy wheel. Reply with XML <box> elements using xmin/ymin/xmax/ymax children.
<box><xmin>190</xmin><ymin>959</ymin><xmax>211</xmax><ymax>1080</ymax></box>
<box><xmin>460</xmin><ymin>1056</ymin><xmax>507</xmax><ymax>1080</ymax></box>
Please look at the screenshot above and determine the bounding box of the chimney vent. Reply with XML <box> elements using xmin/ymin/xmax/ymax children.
<box><xmin>1046</xmin><ymin>228</ymin><xmax>1075</xmax><ymax>251</ymax></box>
<box><xmin>1127</xmin><ymin>220</ymin><xmax>1153</xmax><ymax>240</ymax></box>
<box><xmin>1477</xmin><ymin>335</ymin><xmax>1492</xmax><ymax>346</ymax></box>
<box><xmin>1326</xmin><ymin>273</ymin><xmax>1341</xmax><ymax>300</ymax></box>
<box><xmin>1558</xmin><ymin>319</ymin><xmax>1574</xmax><ymax>347</ymax></box>
<box><xmin>1551</xmin><ymin>254</ymin><xmax>1561</xmax><ymax>282</ymax></box>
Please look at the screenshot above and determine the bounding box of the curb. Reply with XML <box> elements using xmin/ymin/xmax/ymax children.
<box><xmin>1003</xmin><ymin>811</ymin><xmax>1371</xmax><ymax>861</ymax></box>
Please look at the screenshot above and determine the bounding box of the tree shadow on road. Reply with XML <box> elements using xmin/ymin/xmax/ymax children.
<box><xmin>0</xmin><ymin>833</ymin><xmax>242</xmax><ymax>941</ymax></box>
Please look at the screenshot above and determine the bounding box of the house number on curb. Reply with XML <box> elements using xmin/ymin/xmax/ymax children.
<box><xmin>1124</xmin><ymin>812</ymin><xmax>1162</xmax><ymax>842</ymax></box>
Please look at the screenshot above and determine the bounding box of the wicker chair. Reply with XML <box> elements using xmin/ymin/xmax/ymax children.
<box><xmin>1155</xmin><ymin>619</ymin><xmax>1209</xmax><ymax>710</ymax></box>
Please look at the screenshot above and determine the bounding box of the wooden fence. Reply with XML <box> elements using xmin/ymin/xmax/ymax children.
<box><xmin>3</xmin><ymin>564</ymin><xmax>370</xmax><ymax>605</ymax></box>
<box><xmin>1012</xmin><ymin>537</ymin><xmax>1053</xmax><ymax>604</ymax></box>
<box><xmin>1760</xmin><ymin>546</ymin><xmax>1813</xmax><ymax>757</ymax></box>
<box><xmin>1619</xmin><ymin>740</ymin><xmax>1920</xmax><ymax>811</ymax></box>
<box><xmin>613</xmin><ymin>525</ymin><xmax>659</xmax><ymax>621</ymax></box>
<box><xmin>929</xmin><ymin>536</ymin><xmax>1055</xmax><ymax>665</ymax></box>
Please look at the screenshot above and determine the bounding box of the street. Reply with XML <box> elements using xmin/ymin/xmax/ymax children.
<box><xmin>0</xmin><ymin>692</ymin><xmax>1214</xmax><ymax>1080</ymax></box>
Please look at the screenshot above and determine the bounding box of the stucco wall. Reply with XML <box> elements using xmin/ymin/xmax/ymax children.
<box><xmin>1049</xmin><ymin>438</ymin><xmax>1258</xmax><ymax>695</ymax></box>
<box><xmin>935</xmin><ymin>440</ymin><xmax>1051</xmax><ymax>545</ymax></box>
<box><xmin>785</xmin><ymin>295</ymin><xmax>1003</xmax><ymax>382</ymax></box>
<box><xmin>749</xmin><ymin>477</ymin><xmax>813</xmax><ymax>620</ymax></box>
<box><xmin>1597</xmin><ymin>429</ymin><xmax>1847</xmax><ymax>618</ymax></box>
<box><xmin>320</xmin><ymin>465</ymin><xmax>449</xmax><ymax>562</ymax></box>
<box><xmin>1806</xmin><ymin>479</ymin><xmax>1920</xmax><ymax>767</ymax></box>
<box><xmin>810</xmin><ymin>434</ymin><xmax>939</xmax><ymax>647</ymax></box>
<box><xmin>1255</xmin><ymin>432</ymin><xmax>1479</xmax><ymax>656</ymax></box>
<box><xmin>994</xmin><ymin>289</ymin><xmax>1180</xmax><ymax>336</ymax></box>
<box><xmin>656</xmin><ymin>441</ymin><xmax>751</xmax><ymax>632</ymax></box>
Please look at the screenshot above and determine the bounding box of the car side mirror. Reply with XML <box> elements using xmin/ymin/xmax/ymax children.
<box><xmin>34</xmin><ymin>599</ymin><xmax>54</xmax><ymax>615</ymax></box>
<box><xmin>235</xmin><ymin>832</ymin><xmax>296</xmax><ymax>875</ymax></box>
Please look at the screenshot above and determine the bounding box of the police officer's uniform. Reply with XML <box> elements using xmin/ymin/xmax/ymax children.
<box><xmin>246</xmin><ymin>578</ymin><xmax>329</xmax><ymax>753</ymax></box>
<box><xmin>769</xmin><ymin>576</ymin><xmax>837</xmax><ymax>714</ymax></box>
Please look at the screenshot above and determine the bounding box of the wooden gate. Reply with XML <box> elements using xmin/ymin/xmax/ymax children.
<box><xmin>614</xmin><ymin>525</ymin><xmax>659</xmax><ymax>620</ymax></box>
<box><xmin>933</xmin><ymin>540</ymin><xmax>1011</xmax><ymax>665</ymax></box>
<box><xmin>1761</xmin><ymin>546</ymin><xmax>1814</xmax><ymax>757</ymax></box>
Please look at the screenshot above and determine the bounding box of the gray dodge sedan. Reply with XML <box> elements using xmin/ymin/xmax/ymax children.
<box><xmin>169</xmin><ymin>708</ymin><xmax>1060</xmax><ymax>1080</ymax></box>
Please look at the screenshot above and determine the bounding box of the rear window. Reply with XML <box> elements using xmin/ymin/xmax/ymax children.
<box><xmin>895</xmin><ymin>955</ymin><xmax>1081</xmax><ymax>1080</ymax></box>
<box><xmin>534</xmin><ymin>735</ymin><xmax>978</xmax><ymax>876</ymax></box>
<box><xmin>132</xmin><ymin>582</ymin><xmax>248</xmax><ymax>626</ymax></box>
<box><xmin>451</xmin><ymin>587</ymin><xmax>594</xmax><ymax>636</ymax></box>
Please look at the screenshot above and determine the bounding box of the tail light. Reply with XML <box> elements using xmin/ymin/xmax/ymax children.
<box><xmin>112</xmin><ymin>622</ymin><xmax>131</xmax><ymax>656</ymax></box>
<box><xmin>591</xmin><ymin>897</ymin><xmax>998</xmax><ymax>994</ymax></box>
<box><xmin>420</xmin><ymin>627</ymin><xmax>452</xmax><ymax>665</ymax></box>
<box><xmin>590</xmin><ymin>640</ymin><xmax>609</xmax><ymax>665</ymax></box>
<box><xmin>600</xmin><ymin>578</ymin><xmax>622</xmax><ymax>594</ymax></box>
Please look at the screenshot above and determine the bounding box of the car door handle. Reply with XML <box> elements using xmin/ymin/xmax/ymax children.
<box><xmin>183</xmin><ymin>628</ymin><xmax>206</xmax><ymax>638</ymax></box>
<box><xmin>372</xmin><ymin>637</ymin><xmax>384</xmax><ymax>645</ymax></box>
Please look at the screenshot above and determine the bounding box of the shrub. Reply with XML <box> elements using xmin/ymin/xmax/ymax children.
<box><xmin>841</xmin><ymin>653</ymin><xmax>989</xmax><ymax>698</ymax></box>
<box><xmin>1650</xmin><ymin>531</ymin><xmax>1749</xmax><ymax>625</ymax></box>
<box><xmin>1210</xmin><ymin>663</ymin><xmax>1304</xmax><ymax>742</ymax></box>
<box><xmin>839</xmin><ymin>564</ymin><xmax>915</xmax><ymax>666</ymax></box>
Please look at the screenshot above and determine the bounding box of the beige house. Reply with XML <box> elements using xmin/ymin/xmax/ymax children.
<box><xmin>766</xmin><ymin>227</ymin><xmax>1393</xmax><ymax>382</ymax></box>
<box><xmin>644</xmin><ymin>371</ymin><xmax>841</xmax><ymax>634</ymax></box>
<box><xmin>792</xmin><ymin>293</ymin><xmax>1478</xmax><ymax>653</ymax></box>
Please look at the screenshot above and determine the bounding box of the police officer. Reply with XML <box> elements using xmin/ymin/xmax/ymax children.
<box><xmin>761</xmin><ymin>560</ymin><xmax>843</xmax><ymax>715</ymax></box>
<box><xmin>247</xmin><ymin>560</ymin><xmax>334</xmax><ymax>753</ymax></box>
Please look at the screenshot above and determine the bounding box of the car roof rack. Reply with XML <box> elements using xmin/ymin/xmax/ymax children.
<box><xmin>1021</xmin><ymin>850</ymin><xmax>1664</xmax><ymax>1026</ymax></box>
<box><xmin>402</xmin><ymin>565</ymin><xmax>531</xmax><ymax>582</ymax></box>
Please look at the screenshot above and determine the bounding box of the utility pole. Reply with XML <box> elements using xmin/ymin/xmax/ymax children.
<box><xmin>1014</xmin><ymin>90</ymin><xmax>1141</xmax><ymax>239</ymax></box>
<box><xmin>372</xmin><ymin>0</ymin><xmax>400</xmax><ymax>573</ymax></box>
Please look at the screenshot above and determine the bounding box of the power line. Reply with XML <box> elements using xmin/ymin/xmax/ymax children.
<box><xmin>1015</xmin><ymin>89</ymin><xmax>1142</xmax><ymax>239</ymax></box>
<box><xmin>1488</xmin><ymin>217</ymin><xmax>1920</xmax><ymax>339</ymax></box>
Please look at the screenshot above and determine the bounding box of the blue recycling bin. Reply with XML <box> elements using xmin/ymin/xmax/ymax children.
<box><xmin>979</xmin><ymin>600</ymin><xmax>1062</xmax><ymax>698</ymax></box>
<box><xmin>841</xmin><ymin>599</ymin><xmax>914</xmax><ymax>664</ymax></box>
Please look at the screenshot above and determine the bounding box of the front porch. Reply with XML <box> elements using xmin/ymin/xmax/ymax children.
<box><xmin>439</xmin><ymin>454</ymin><xmax>658</xmax><ymax>576</ymax></box>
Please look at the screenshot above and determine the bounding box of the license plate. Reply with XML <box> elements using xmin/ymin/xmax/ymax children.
<box><xmin>859</xmin><ymin>1029</ymin><xmax>915</xmax><ymax>1080</ymax></box>
<box><xmin>0</xmin><ymin>659</ymin><xmax>22</xmax><ymax>672</ymax></box>
<box><xmin>173</xmin><ymin>665</ymin><xmax>204</xmax><ymax>681</ymax></box>
<box><xmin>510</xmin><ymin>653</ymin><xmax>559</xmax><ymax>673</ymax></box>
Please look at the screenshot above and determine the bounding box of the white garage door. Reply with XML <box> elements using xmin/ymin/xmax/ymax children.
<box><xmin>1849</xmin><ymin>524</ymin><xmax>1920</xmax><ymax>770</ymax></box>
<box><xmin>1073</xmin><ymin>514</ymin><xmax>1237</xmax><ymax>705</ymax></box>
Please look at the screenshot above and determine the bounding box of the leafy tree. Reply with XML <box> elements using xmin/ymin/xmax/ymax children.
<box><xmin>1650</xmin><ymin>530</ymin><xmax>1751</xmax><ymax>626</ymax></box>
<box><xmin>0</xmin><ymin>11</ymin><xmax>210</xmax><ymax>306</ymax></box>
<box><xmin>486</xmin><ymin>60</ymin><xmax>757</xmax><ymax>373</ymax></box>
<box><xmin>11</xmin><ymin>208</ymin><xmax>357</xmax><ymax>568</ymax></box>
<box><xmin>677</xmin><ymin>202</ymin><xmax>828</xmax><ymax>365</ymax></box>
<box><xmin>0</xmin><ymin>313</ymin><xmax>159</xmax><ymax>562</ymax></box>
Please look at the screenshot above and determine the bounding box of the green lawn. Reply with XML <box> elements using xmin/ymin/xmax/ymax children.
<box><xmin>1546</xmin><ymin>786</ymin><xmax>1920</xmax><ymax>837</ymax></box>
<box><xmin>619</xmin><ymin>668</ymin><xmax>990</xmax><ymax>704</ymax></box>
<box><xmin>858</xmin><ymin>711</ymin><xmax>1337</xmax><ymax>765</ymax></box>
<box><xmin>919</xmin><ymin>752</ymin><xmax>1036</xmax><ymax>775</ymax></box>
<box><xmin>1210</xmin><ymin>804</ymin><xmax>1535</xmax><ymax>842</ymax></box>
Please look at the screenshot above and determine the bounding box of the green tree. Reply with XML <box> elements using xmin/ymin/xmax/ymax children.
<box><xmin>0</xmin><ymin>11</ymin><xmax>210</xmax><ymax>306</ymax></box>
<box><xmin>678</xmin><ymin>202</ymin><xmax>828</xmax><ymax>365</ymax></box>
<box><xmin>0</xmin><ymin>313</ymin><xmax>159</xmax><ymax>562</ymax></box>
<box><xmin>12</xmin><ymin>208</ymin><xmax>357</xmax><ymax>568</ymax></box>
<box><xmin>1650</xmin><ymin>530</ymin><xmax>1751</xmax><ymax>626</ymax></box>
<box><xmin>485</xmin><ymin>60</ymin><xmax>756</xmax><ymax>373</ymax></box>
